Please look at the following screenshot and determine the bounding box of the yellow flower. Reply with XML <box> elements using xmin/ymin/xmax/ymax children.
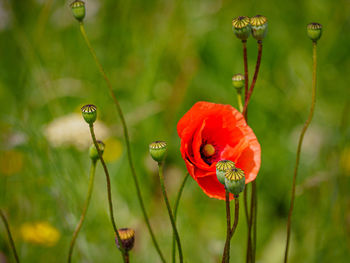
<box><xmin>103</xmin><ymin>137</ymin><xmax>123</xmax><ymax>163</ymax></box>
<box><xmin>20</xmin><ymin>221</ymin><xmax>60</xmax><ymax>246</ymax></box>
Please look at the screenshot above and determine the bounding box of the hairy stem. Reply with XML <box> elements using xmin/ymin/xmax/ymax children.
<box><xmin>68</xmin><ymin>161</ymin><xmax>97</xmax><ymax>263</ymax></box>
<box><xmin>242</xmin><ymin>40</ymin><xmax>249</xmax><ymax>105</ymax></box>
<box><xmin>172</xmin><ymin>173</ymin><xmax>189</xmax><ymax>263</ymax></box>
<box><xmin>241</xmin><ymin>39</ymin><xmax>250</xmax><ymax>248</ymax></box>
<box><xmin>246</xmin><ymin>181</ymin><xmax>257</xmax><ymax>263</ymax></box>
<box><xmin>242</xmin><ymin>41</ymin><xmax>263</xmax><ymax>263</ymax></box>
<box><xmin>158</xmin><ymin>162</ymin><xmax>183</xmax><ymax>263</ymax></box>
<box><xmin>222</xmin><ymin>190</ymin><xmax>231</xmax><ymax>263</ymax></box>
<box><xmin>243</xmin><ymin>185</ymin><xmax>249</xmax><ymax>225</ymax></box>
<box><xmin>230</xmin><ymin>197</ymin><xmax>240</xmax><ymax>239</ymax></box>
<box><xmin>124</xmin><ymin>252</ymin><xmax>130</xmax><ymax>263</ymax></box>
<box><xmin>222</xmin><ymin>194</ymin><xmax>240</xmax><ymax>263</ymax></box>
<box><xmin>243</xmin><ymin>41</ymin><xmax>263</xmax><ymax>117</ymax></box>
<box><xmin>284</xmin><ymin>41</ymin><xmax>318</xmax><ymax>263</ymax></box>
<box><xmin>252</xmin><ymin>185</ymin><xmax>257</xmax><ymax>263</ymax></box>
<box><xmin>237</xmin><ymin>92</ymin><xmax>244</xmax><ymax>113</ymax></box>
<box><xmin>79</xmin><ymin>22</ymin><xmax>166</xmax><ymax>263</ymax></box>
<box><xmin>0</xmin><ymin>209</ymin><xmax>20</xmax><ymax>263</ymax></box>
<box><xmin>88</xmin><ymin>124</ymin><xmax>126</xmax><ymax>262</ymax></box>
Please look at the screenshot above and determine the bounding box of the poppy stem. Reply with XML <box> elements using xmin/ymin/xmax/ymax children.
<box><xmin>237</xmin><ymin>92</ymin><xmax>244</xmax><ymax>113</ymax></box>
<box><xmin>252</xmin><ymin>184</ymin><xmax>258</xmax><ymax>263</ymax></box>
<box><xmin>68</xmin><ymin>161</ymin><xmax>97</xmax><ymax>263</ymax></box>
<box><xmin>88</xmin><ymin>124</ymin><xmax>126</xmax><ymax>262</ymax></box>
<box><xmin>158</xmin><ymin>162</ymin><xmax>183</xmax><ymax>263</ymax></box>
<box><xmin>284</xmin><ymin>41</ymin><xmax>318</xmax><ymax>263</ymax></box>
<box><xmin>243</xmin><ymin>186</ymin><xmax>249</xmax><ymax>225</ymax></box>
<box><xmin>246</xmin><ymin>181</ymin><xmax>257</xmax><ymax>263</ymax></box>
<box><xmin>0</xmin><ymin>209</ymin><xmax>20</xmax><ymax>263</ymax></box>
<box><xmin>241</xmin><ymin>40</ymin><xmax>251</xmax><ymax>255</ymax></box>
<box><xmin>230</xmin><ymin>197</ymin><xmax>240</xmax><ymax>239</ymax></box>
<box><xmin>222</xmin><ymin>193</ymin><xmax>240</xmax><ymax>263</ymax></box>
<box><xmin>242</xmin><ymin>40</ymin><xmax>249</xmax><ymax>105</ymax></box>
<box><xmin>79</xmin><ymin>22</ymin><xmax>166</xmax><ymax>263</ymax></box>
<box><xmin>124</xmin><ymin>252</ymin><xmax>130</xmax><ymax>263</ymax></box>
<box><xmin>172</xmin><ymin>173</ymin><xmax>190</xmax><ymax>263</ymax></box>
<box><xmin>242</xmin><ymin>40</ymin><xmax>263</xmax><ymax>263</ymax></box>
<box><xmin>222</xmin><ymin>190</ymin><xmax>231</xmax><ymax>263</ymax></box>
<box><xmin>243</xmin><ymin>41</ymin><xmax>263</xmax><ymax>118</ymax></box>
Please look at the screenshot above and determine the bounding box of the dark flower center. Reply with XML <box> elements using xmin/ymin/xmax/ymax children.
<box><xmin>200</xmin><ymin>143</ymin><xmax>220</xmax><ymax>165</ymax></box>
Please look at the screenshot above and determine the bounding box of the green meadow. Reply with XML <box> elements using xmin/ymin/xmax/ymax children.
<box><xmin>0</xmin><ymin>0</ymin><xmax>349</xmax><ymax>262</ymax></box>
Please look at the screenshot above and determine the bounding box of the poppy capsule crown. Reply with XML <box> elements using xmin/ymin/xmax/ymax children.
<box><xmin>224</xmin><ymin>168</ymin><xmax>245</xmax><ymax>196</ymax></box>
<box><xmin>70</xmin><ymin>0</ymin><xmax>86</xmax><ymax>22</ymax></box>
<box><xmin>250</xmin><ymin>15</ymin><xmax>268</xmax><ymax>41</ymax></box>
<box><xmin>216</xmin><ymin>160</ymin><xmax>236</xmax><ymax>185</ymax></box>
<box><xmin>307</xmin><ymin>22</ymin><xmax>322</xmax><ymax>42</ymax></box>
<box><xmin>232</xmin><ymin>74</ymin><xmax>245</xmax><ymax>92</ymax></box>
<box><xmin>115</xmin><ymin>228</ymin><xmax>135</xmax><ymax>252</ymax></box>
<box><xmin>89</xmin><ymin>141</ymin><xmax>105</xmax><ymax>162</ymax></box>
<box><xmin>149</xmin><ymin>141</ymin><xmax>168</xmax><ymax>163</ymax></box>
<box><xmin>81</xmin><ymin>104</ymin><xmax>97</xmax><ymax>124</ymax></box>
<box><xmin>232</xmin><ymin>16</ymin><xmax>251</xmax><ymax>41</ymax></box>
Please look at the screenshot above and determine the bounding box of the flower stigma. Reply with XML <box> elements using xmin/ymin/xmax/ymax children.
<box><xmin>202</xmin><ymin>144</ymin><xmax>215</xmax><ymax>157</ymax></box>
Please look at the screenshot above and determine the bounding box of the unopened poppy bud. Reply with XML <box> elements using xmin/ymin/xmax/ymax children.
<box><xmin>307</xmin><ymin>22</ymin><xmax>322</xmax><ymax>42</ymax></box>
<box><xmin>149</xmin><ymin>141</ymin><xmax>167</xmax><ymax>163</ymax></box>
<box><xmin>89</xmin><ymin>141</ymin><xmax>105</xmax><ymax>162</ymax></box>
<box><xmin>232</xmin><ymin>16</ymin><xmax>251</xmax><ymax>41</ymax></box>
<box><xmin>81</xmin><ymin>104</ymin><xmax>97</xmax><ymax>124</ymax></box>
<box><xmin>250</xmin><ymin>15</ymin><xmax>268</xmax><ymax>41</ymax></box>
<box><xmin>232</xmin><ymin>74</ymin><xmax>245</xmax><ymax>92</ymax></box>
<box><xmin>216</xmin><ymin>160</ymin><xmax>235</xmax><ymax>185</ymax></box>
<box><xmin>70</xmin><ymin>0</ymin><xmax>85</xmax><ymax>22</ymax></box>
<box><xmin>115</xmin><ymin>228</ymin><xmax>135</xmax><ymax>252</ymax></box>
<box><xmin>224</xmin><ymin>167</ymin><xmax>245</xmax><ymax>196</ymax></box>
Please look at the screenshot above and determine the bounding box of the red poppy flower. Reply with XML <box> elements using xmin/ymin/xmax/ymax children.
<box><xmin>177</xmin><ymin>101</ymin><xmax>261</xmax><ymax>200</ymax></box>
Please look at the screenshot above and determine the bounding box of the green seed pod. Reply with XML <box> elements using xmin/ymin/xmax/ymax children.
<box><xmin>307</xmin><ymin>23</ymin><xmax>322</xmax><ymax>42</ymax></box>
<box><xmin>232</xmin><ymin>74</ymin><xmax>245</xmax><ymax>92</ymax></box>
<box><xmin>89</xmin><ymin>141</ymin><xmax>105</xmax><ymax>162</ymax></box>
<box><xmin>224</xmin><ymin>167</ymin><xmax>245</xmax><ymax>196</ymax></box>
<box><xmin>232</xmin><ymin>16</ymin><xmax>251</xmax><ymax>41</ymax></box>
<box><xmin>81</xmin><ymin>104</ymin><xmax>97</xmax><ymax>124</ymax></box>
<box><xmin>250</xmin><ymin>15</ymin><xmax>268</xmax><ymax>41</ymax></box>
<box><xmin>70</xmin><ymin>0</ymin><xmax>86</xmax><ymax>22</ymax></box>
<box><xmin>216</xmin><ymin>160</ymin><xmax>235</xmax><ymax>185</ymax></box>
<box><xmin>115</xmin><ymin>228</ymin><xmax>135</xmax><ymax>252</ymax></box>
<box><xmin>149</xmin><ymin>141</ymin><xmax>167</xmax><ymax>163</ymax></box>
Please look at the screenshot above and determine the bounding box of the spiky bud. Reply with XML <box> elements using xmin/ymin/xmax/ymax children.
<box><xmin>89</xmin><ymin>141</ymin><xmax>105</xmax><ymax>162</ymax></box>
<box><xmin>216</xmin><ymin>160</ymin><xmax>235</xmax><ymax>185</ymax></box>
<box><xmin>224</xmin><ymin>167</ymin><xmax>245</xmax><ymax>196</ymax></box>
<box><xmin>115</xmin><ymin>228</ymin><xmax>135</xmax><ymax>252</ymax></box>
<box><xmin>232</xmin><ymin>74</ymin><xmax>245</xmax><ymax>92</ymax></box>
<box><xmin>250</xmin><ymin>15</ymin><xmax>268</xmax><ymax>41</ymax></box>
<box><xmin>70</xmin><ymin>0</ymin><xmax>86</xmax><ymax>22</ymax></box>
<box><xmin>149</xmin><ymin>141</ymin><xmax>167</xmax><ymax>163</ymax></box>
<box><xmin>307</xmin><ymin>23</ymin><xmax>322</xmax><ymax>42</ymax></box>
<box><xmin>232</xmin><ymin>16</ymin><xmax>251</xmax><ymax>41</ymax></box>
<box><xmin>81</xmin><ymin>104</ymin><xmax>97</xmax><ymax>124</ymax></box>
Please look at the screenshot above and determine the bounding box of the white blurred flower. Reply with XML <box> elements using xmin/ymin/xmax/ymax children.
<box><xmin>44</xmin><ymin>113</ymin><xmax>110</xmax><ymax>150</ymax></box>
<box><xmin>0</xmin><ymin>0</ymin><xmax>10</xmax><ymax>31</ymax></box>
<box><xmin>289</xmin><ymin>125</ymin><xmax>326</xmax><ymax>159</ymax></box>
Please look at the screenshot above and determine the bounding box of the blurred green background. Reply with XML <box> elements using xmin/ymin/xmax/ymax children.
<box><xmin>1</xmin><ymin>0</ymin><xmax>350</xmax><ymax>262</ymax></box>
